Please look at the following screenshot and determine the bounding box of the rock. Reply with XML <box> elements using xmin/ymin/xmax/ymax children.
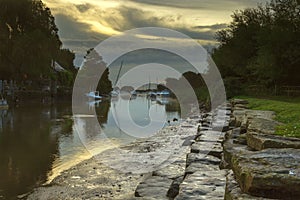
<box><xmin>186</xmin><ymin>153</ymin><xmax>221</xmax><ymax>166</ymax></box>
<box><xmin>235</xmin><ymin>134</ymin><xmax>247</xmax><ymax>145</ymax></box>
<box><xmin>244</xmin><ymin>110</ymin><xmax>275</xmax><ymax>120</ymax></box>
<box><xmin>234</xmin><ymin>104</ymin><xmax>248</xmax><ymax>109</ymax></box>
<box><xmin>191</xmin><ymin>141</ymin><xmax>223</xmax><ymax>159</ymax></box>
<box><xmin>225</xmin><ymin>170</ymin><xmax>271</xmax><ymax>200</ymax></box>
<box><xmin>196</xmin><ymin>130</ymin><xmax>225</xmax><ymax>143</ymax></box>
<box><xmin>231</xmin><ymin>148</ymin><xmax>300</xmax><ymax>199</ymax></box>
<box><xmin>176</xmin><ymin>170</ymin><xmax>227</xmax><ymax>200</ymax></box>
<box><xmin>247</xmin><ymin>131</ymin><xmax>300</xmax><ymax>150</ymax></box>
<box><xmin>185</xmin><ymin>163</ymin><xmax>220</xmax><ymax>175</ymax></box>
<box><xmin>135</xmin><ymin>176</ymin><xmax>172</xmax><ymax>199</ymax></box>
<box><xmin>232</xmin><ymin>110</ymin><xmax>247</xmax><ymax>127</ymax></box>
<box><xmin>232</xmin><ymin>99</ymin><xmax>249</xmax><ymax>105</ymax></box>
<box><xmin>223</xmin><ymin>138</ymin><xmax>252</xmax><ymax>169</ymax></box>
<box><xmin>247</xmin><ymin>118</ymin><xmax>279</xmax><ymax>135</ymax></box>
<box><xmin>153</xmin><ymin>160</ymin><xmax>186</xmax><ymax>180</ymax></box>
<box><xmin>212</xmin><ymin>124</ymin><xmax>230</xmax><ymax>132</ymax></box>
<box><xmin>167</xmin><ymin>176</ymin><xmax>184</xmax><ymax>198</ymax></box>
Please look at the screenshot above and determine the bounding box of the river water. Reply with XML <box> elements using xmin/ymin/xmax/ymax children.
<box><xmin>0</xmin><ymin>95</ymin><xmax>180</xmax><ymax>199</ymax></box>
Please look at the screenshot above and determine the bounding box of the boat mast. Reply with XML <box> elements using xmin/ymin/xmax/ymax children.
<box><xmin>115</xmin><ymin>60</ymin><xmax>123</xmax><ymax>86</ymax></box>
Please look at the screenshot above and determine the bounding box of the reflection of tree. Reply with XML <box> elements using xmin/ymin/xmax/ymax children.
<box><xmin>166</xmin><ymin>100</ymin><xmax>181</xmax><ymax>113</ymax></box>
<box><xmin>96</xmin><ymin>100</ymin><xmax>111</xmax><ymax>126</ymax></box>
<box><xmin>0</xmin><ymin>106</ymin><xmax>59</xmax><ymax>199</ymax></box>
<box><xmin>61</xmin><ymin>118</ymin><xmax>74</xmax><ymax>135</ymax></box>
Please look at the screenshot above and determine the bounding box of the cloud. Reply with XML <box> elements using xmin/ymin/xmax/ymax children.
<box><xmin>193</xmin><ymin>24</ymin><xmax>228</xmax><ymax>30</ymax></box>
<box><xmin>75</xmin><ymin>3</ymin><xmax>92</xmax><ymax>13</ymax></box>
<box><xmin>128</xmin><ymin>0</ymin><xmax>267</xmax><ymax>10</ymax></box>
<box><xmin>43</xmin><ymin>0</ymin><xmax>268</xmax><ymax>66</ymax></box>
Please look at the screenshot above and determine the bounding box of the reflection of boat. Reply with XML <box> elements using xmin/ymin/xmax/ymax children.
<box><xmin>0</xmin><ymin>98</ymin><xmax>8</xmax><ymax>110</ymax></box>
<box><xmin>148</xmin><ymin>91</ymin><xmax>157</xmax><ymax>100</ymax></box>
<box><xmin>87</xmin><ymin>100</ymin><xmax>102</xmax><ymax>107</ymax></box>
<box><xmin>156</xmin><ymin>97</ymin><xmax>169</xmax><ymax>105</ymax></box>
<box><xmin>86</xmin><ymin>91</ymin><xmax>102</xmax><ymax>99</ymax></box>
<box><xmin>130</xmin><ymin>91</ymin><xmax>137</xmax><ymax>100</ymax></box>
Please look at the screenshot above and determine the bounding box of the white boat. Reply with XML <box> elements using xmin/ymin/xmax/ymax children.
<box><xmin>148</xmin><ymin>91</ymin><xmax>157</xmax><ymax>100</ymax></box>
<box><xmin>130</xmin><ymin>90</ymin><xmax>137</xmax><ymax>99</ymax></box>
<box><xmin>157</xmin><ymin>90</ymin><xmax>170</xmax><ymax>96</ymax></box>
<box><xmin>0</xmin><ymin>98</ymin><xmax>8</xmax><ymax>110</ymax></box>
<box><xmin>86</xmin><ymin>91</ymin><xmax>102</xmax><ymax>99</ymax></box>
<box><xmin>110</xmin><ymin>90</ymin><xmax>119</xmax><ymax>97</ymax></box>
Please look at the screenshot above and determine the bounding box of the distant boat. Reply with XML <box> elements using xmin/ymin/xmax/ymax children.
<box><xmin>0</xmin><ymin>98</ymin><xmax>8</xmax><ymax>110</ymax></box>
<box><xmin>157</xmin><ymin>90</ymin><xmax>170</xmax><ymax>96</ymax></box>
<box><xmin>130</xmin><ymin>90</ymin><xmax>137</xmax><ymax>99</ymax></box>
<box><xmin>86</xmin><ymin>91</ymin><xmax>102</xmax><ymax>99</ymax></box>
<box><xmin>110</xmin><ymin>90</ymin><xmax>119</xmax><ymax>97</ymax></box>
<box><xmin>148</xmin><ymin>91</ymin><xmax>157</xmax><ymax>100</ymax></box>
<box><xmin>156</xmin><ymin>97</ymin><xmax>169</xmax><ymax>105</ymax></box>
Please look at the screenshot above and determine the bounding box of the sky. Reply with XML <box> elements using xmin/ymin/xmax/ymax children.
<box><xmin>43</xmin><ymin>0</ymin><xmax>268</xmax><ymax>67</ymax></box>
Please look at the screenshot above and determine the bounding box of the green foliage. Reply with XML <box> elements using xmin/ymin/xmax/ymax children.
<box><xmin>165</xmin><ymin>71</ymin><xmax>209</xmax><ymax>104</ymax></box>
<box><xmin>213</xmin><ymin>0</ymin><xmax>300</xmax><ymax>95</ymax></box>
<box><xmin>238</xmin><ymin>96</ymin><xmax>300</xmax><ymax>137</ymax></box>
<box><xmin>98</xmin><ymin>68</ymin><xmax>113</xmax><ymax>94</ymax></box>
<box><xmin>0</xmin><ymin>0</ymin><xmax>75</xmax><ymax>81</ymax></box>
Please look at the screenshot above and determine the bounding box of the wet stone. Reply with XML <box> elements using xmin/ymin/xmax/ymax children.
<box><xmin>185</xmin><ymin>163</ymin><xmax>219</xmax><ymax>175</ymax></box>
<box><xmin>225</xmin><ymin>170</ymin><xmax>272</xmax><ymax>200</ymax></box>
<box><xmin>186</xmin><ymin>153</ymin><xmax>221</xmax><ymax>166</ymax></box>
<box><xmin>231</xmin><ymin>148</ymin><xmax>300</xmax><ymax>199</ymax></box>
<box><xmin>152</xmin><ymin>160</ymin><xmax>186</xmax><ymax>180</ymax></box>
<box><xmin>176</xmin><ymin>170</ymin><xmax>226</xmax><ymax>200</ymax></box>
<box><xmin>191</xmin><ymin>141</ymin><xmax>223</xmax><ymax>159</ymax></box>
<box><xmin>196</xmin><ymin>130</ymin><xmax>225</xmax><ymax>143</ymax></box>
<box><xmin>246</xmin><ymin>131</ymin><xmax>300</xmax><ymax>150</ymax></box>
<box><xmin>135</xmin><ymin>176</ymin><xmax>173</xmax><ymax>199</ymax></box>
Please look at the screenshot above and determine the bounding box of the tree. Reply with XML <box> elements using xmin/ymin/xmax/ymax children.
<box><xmin>0</xmin><ymin>0</ymin><xmax>71</xmax><ymax>81</ymax></box>
<box><xmin>213</xmin><ymin>0</ymin><xmax>300</xmax><ymax>94</ymax></box>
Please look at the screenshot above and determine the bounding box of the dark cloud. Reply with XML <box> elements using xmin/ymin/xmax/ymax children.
<box><xmin>75</xmin><ymin>3</ymin><xmax>92</xmax><ymax>13</ymax></box>
<box><xmin>103</xmin><ymin>6</ymin><xmax>222</xmax><ymax>41</ymax></box>
<box><xmin>48</xmin><ymin>0</ymin><xmax>269</xmax><ymax>66</ymax></box>
<box><xmin>54</xmin><ymin>14</ymin><xmax>110</xmax><ymax>66</ymax></box>
<box><xmin>193</xmin><ymin>24</ymin><xmax>228</xmax><ymax>30</ymax></box>
<box><xmin>129</xmin><ymin>0</ymin><xmax>268</xmax><ymax>10</ymax></box>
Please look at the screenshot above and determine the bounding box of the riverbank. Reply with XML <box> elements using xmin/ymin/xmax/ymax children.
<box><xmin>236</xmin><ymin>96</ymin><xmax>300</xmax><ymax>138</ymax></box>
<box><xmin>26</xmin><ymin>114</ymin><xmax>202</xmax><ymax>199</ymax></box>
<box><xmin>26</xmin><ymin>99</ymin><xmax>300</xmax><ymax>199</ymax></box>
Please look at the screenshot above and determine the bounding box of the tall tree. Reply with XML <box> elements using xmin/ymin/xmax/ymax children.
<box><xmin>0</xmin><ymin>0</ymin><xmax>65</xmax><ymax>80</ymax></box>
<box><xmin>213</xmin><ymin>0</ymin><xmax>300</xmax><ymax>94</ymax></box>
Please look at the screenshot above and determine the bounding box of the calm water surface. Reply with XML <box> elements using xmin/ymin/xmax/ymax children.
<box><xmin>0</xmin><ymin>96</ymin><xmax>180</xmax><ymax>199</ymax></box>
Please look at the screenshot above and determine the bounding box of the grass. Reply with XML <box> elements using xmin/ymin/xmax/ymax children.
<box><xmin>236</xmin><ymin>96</ymin><xmax>300</xmax><ymax>138</ymax></box>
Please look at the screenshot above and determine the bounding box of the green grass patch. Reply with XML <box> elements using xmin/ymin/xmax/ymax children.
<box><xmin>236</xmin><ymin>96</ymin><xmax>300</xmax><ymax>138</ymax></box>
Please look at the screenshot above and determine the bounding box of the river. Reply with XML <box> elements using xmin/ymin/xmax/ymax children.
<box><xmin>0</xmin><ymin>95</ymin><xmax>180</xmax><ymax>199</ymax></box>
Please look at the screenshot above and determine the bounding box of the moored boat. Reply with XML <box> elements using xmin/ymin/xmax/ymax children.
<box><xmin>0</xmin><ymin>98</ymin><xmax>8</xmax><ymax>110</ymax></box>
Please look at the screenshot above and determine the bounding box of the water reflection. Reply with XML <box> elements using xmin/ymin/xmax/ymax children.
<box><xmin>0</xmin><ymin>96</ymin><xmax>180</xmax><ymax>199</ymax></box>
<box><xmin>0</xmin><ymin>105</ymin><xmax>61</xmax><ymax>199</ymax></box>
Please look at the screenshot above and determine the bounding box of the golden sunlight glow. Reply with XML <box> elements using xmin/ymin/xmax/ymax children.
<box><xmin>84</xmin><ymin>20</ymin><xmax>121</xmax><ymax>36</ymax></box>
